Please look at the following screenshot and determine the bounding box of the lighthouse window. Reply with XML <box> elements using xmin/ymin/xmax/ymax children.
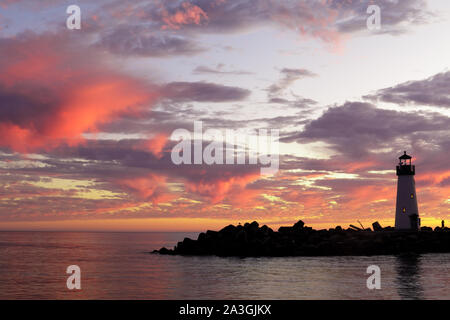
<box><xmin>402</xmin><ymin>208</ymin><xmax>406</xmax><ymax>213</ymax></box>
<box><xmin>410</xmin><ymin>194</ymin><xmax>414</xmax><ymax>199</ymax></box>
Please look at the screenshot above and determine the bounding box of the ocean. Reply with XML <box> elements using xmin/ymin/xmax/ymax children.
<box><xmin>0</xmin><ymin>231</ymin><xmax>449</xmax><ymax>299</ymax></box>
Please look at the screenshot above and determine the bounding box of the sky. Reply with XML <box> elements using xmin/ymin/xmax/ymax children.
<box><xmin>0</xmin><ymin>0</ymin><xmax>449</xmax><ymax>232</ymax></box>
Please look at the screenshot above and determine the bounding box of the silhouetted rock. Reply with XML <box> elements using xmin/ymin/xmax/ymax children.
<box><xmin>293</xmin><ymin>220</ymin><xmax>305</xmax><ymax>231</ymax></box>
<box><xmin>155</xmin><ymin>247</ymin><xmax>172</xmax><ymax>255</ymax></box>
<box><xmin>260</xmin><ymin>225</ymin><xmax>273</xmax><ymax>236</ymax></box>
<box><xmin>153</xmin><ymin>221</ymin><xmax>450</xmax><ymax>257</ymax></box>
<box><xmin>219</xmin><ymin>224</ymin><xmax>233</xmax><ymax>232</ymax></box>
<box><xmin>278</xmin><ymin>226</ymin><xmax>292</xmax><ymax>233</ymax></box>
<box><xmin>372</xmin><ymin>222</ymin><xmax>383</xmax><ymax>231</ymax></box>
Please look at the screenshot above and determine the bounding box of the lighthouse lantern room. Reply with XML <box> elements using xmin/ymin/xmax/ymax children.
<box><xmin>395</xmin><ymin>151</ymin><xmax>420</xmax><ymax>230</ymax></box>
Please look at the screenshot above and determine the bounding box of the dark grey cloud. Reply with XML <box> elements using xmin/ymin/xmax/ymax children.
<box><xmin>0</xmin><ymin>85</ymin><xmax>60</xmax><ymax>131</ymax></box>
<box><xmin>96</xmin><ymin>80</ymin><xmax>252</xmax><ymax>134</ymax></box>
<box><xmin>269</xmin><ymin>96</ymin><xmax>318</xmax><ymax>109</ymax></box>
<box><xmin>365</xmin><ymin>71</ymin><xmax>450</xmax><ymax>108</ymax></box>
<box><xmin>162</xmin><ymin>81</ymin><xmax>251</xmax><ymax>102</ymax></box>
<box><xmin>97</xmin><ymin>109</ymin><xmax>192</xmax><ymax>134</ymax></box>
<box><xmin>281</xmin><ymin>101</ymin><xmax>450</xmax><ymax>157</ymax></box>
<box><xmin>197</xmin><ymin>114</ymin><xmax>307</xmax><ymax>132</ymax></box>
<box><xmin>3</xmin><ymin>138</ymin><xmax>260</xmax><ymax>177</ymax></box>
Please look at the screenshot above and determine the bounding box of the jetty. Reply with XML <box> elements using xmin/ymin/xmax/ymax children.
<box><xmin>153</xmin><ymin>220</ymin><xmax>450</xmax><ymax>257</ymax></box>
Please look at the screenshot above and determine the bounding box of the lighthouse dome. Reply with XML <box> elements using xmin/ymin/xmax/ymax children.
<box><xmin>399</xmin><ymin>151</ymin><xmax>412</xmax><ymax>160</ymax></box>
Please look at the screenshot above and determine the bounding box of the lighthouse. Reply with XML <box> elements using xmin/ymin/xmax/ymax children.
<box><xmin>395</xmin><ymin>151</ymin><xmax>420</xmax><ymax>230</ymax></box>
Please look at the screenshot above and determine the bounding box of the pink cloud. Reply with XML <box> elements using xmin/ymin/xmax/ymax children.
<box><xmin>161</xmin><ymin>2</ymin><xmax>209</xmax><ymax>30</ymax></box>
<box><xmin>0</xmin><ymin>33</ymin><xmax>158</xmax><ymax>152</ymax></box>
<box><xmin>134</xmin><ymin>133</ymin><xmax>169</xmax><ymax>159</ymax></box>
<box><xmin>185</xmin><ymin>172</ymin><xmax>261</xmax><ymax>203</ymax></box>
<box><xmin>117</xmin><ymin>173</ymin><xmax>173</xmax><ymax>204</ymax></box>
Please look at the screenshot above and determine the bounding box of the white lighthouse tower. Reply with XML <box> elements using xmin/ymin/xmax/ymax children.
<box><xmin>395</xmin><ymin>151</ymin><xmax>420</xmax><ymax>230</ymax></box>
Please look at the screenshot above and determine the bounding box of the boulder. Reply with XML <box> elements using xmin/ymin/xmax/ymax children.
<box><xmin>206</xmin><ymin>230</ymin><xmax>218</xmax><ymax>238</ymax></box>
<box><xmin>197</xmin><ymin>232</ymin><xmax>206</xmax><ymax>242</ymax></box>
<box><xmin>245</xmin><ymin>221</ymin><xmax>259</xmax><ymax>233</ymax></box>
<box><xmin>372</xmin><ymin>221</ymin><xmax>383</xmax><ymax>232</ymax></box>
<box><xmin>260</xmin><ymin>225</ymin><xmax>273</xmax><ymax>235</ymax></box>
<box><xmin>278</xmin><ymin>226</ymin><xmax>292</xmax><ymax>233</ymax></box>
<box><xmin>293</xmin><ymin>220</ymin><xmax>305</xmax><ymax>231</ymax></box>
<box><xmin>219</xmin><ymin>224</ymin><xmax>236</xmax><ymax>235</ymax></box>
<box><xmin>158</xmin><ymin>247</ymin><xmax>172</xmax><ymax>255</ymax></box>
<box><xmin>234</xmin><ymin>229</ymin><xmax>248</xmax><ymax>244</ymax></box>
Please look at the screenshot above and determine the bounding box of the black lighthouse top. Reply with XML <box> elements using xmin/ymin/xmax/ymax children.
<box><xmin>397</xmin><ymin>151</ymin><xmax>415</xmax><ymax>176</ymax></box>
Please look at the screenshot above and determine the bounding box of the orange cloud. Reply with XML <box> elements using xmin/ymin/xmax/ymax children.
<box><xmin>161</xmin><ymin>2</ymin><xmax>209</xmax><ymax>30</ymax></box>
<box><xmin>117</xmin><ymin>173</ymin><xmax>173</xmax><ymax>205</ymax></box>
<box><xmin>134</xmin><ymin>133</ymin><xmax>169</xmax><ymax>158</ymax></box>
<box><xmin>185</xmin><ymin>172</ymin><xmax>261</xmax><ymax>203</ymax></box>
<box><xmin>0</xmin><ymin>33</ymin><xmax>158</xmax><ymax>152</ymax></box>
<box><xmin>416</xmin><ymin>170</ymin><xmax>450</xmax><ymax>186</ymax></box>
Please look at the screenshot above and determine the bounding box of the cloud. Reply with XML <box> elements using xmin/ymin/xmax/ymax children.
<box><xmin>184</xmin><ymin>172</ymin><xmax>261</xmax><ymax>203</ymax></box>
<box><xmin>144</xmin><ymin>0</ymin><xmax>432</xmax><ymax>44</ymax></box>
<box><xmin>161</xmin><ymin>1</ymin><xmax>209</xmax><ymax>30</ymax></box>
<box><xmin>278</xmin><ymin>97</ymin><xmax>450</xmax><ymax>214</ymax></box>
<box><xmin>365</xmin><ymin>71</ymin><xmax>450</xmax><ymax>108</ymax></box>
<box><xmin>0</xmin><ymin>0</ymin><xmax>445</xmax><ymax>228</ymax></box>
<box><xmin>162</xmin><ymin>81</ymin><xmax>251</xmax><ymax>102</ymax></box>
<box><xmin>269</xmin><ymin>96</ymin><xmax>318</xmax><ymax>109</ymax></box>
<box><xmin>3</xmin><ymin>0</ymin><xmax>434</xmax><ymax>57</ymax></box>
<box><xmin>133</xmin><ymin>133</ymin><xmax>169</xmax><ymax>159</ymax></box>
<box><xmin>7</xmin><ymin>138</ymin><xmax>266</xmax><ymax>204</ymax></box>
<box><xmin>0</xmin><ymin>32</ymin><xmax>158</xmax><ymax>152</ymax></box>
<box><xmin>193</xmin><ymin>65</ymin><xmax>253</xmax><ymax>75</ymax></box>
<box><xmin>2</xmin><ymin>131</ymin><xmax>448</xmax><ymax>224</ymax></box>
<box><xmin>335</xmin><ymin>0</ymin><xmax>432</xmax><ymax>35</ymax></box>
<box><xmin>281</xmin><ymin>101</ymin><xmax>450</xmax><ymax>157</ymax></box>
<box><xmin>117</xmin><ymin>173</ymin><xmax>172</xmax><ymax>204</ymax></box>
<box><xmin>98</xmin><ymin>25</ymin><xmax>205</xmax><ymax>57</ymax></box>
<box><xmin>268</xmin><ymin>68</ymin><xmax>317</xmax><ymax>97</ymax></box>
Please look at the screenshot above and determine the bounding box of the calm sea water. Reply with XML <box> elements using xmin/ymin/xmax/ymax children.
<box><xmin>0</xmin><ymin>231</ymin><xmax>449</xmax><ymax>300</ymax></box>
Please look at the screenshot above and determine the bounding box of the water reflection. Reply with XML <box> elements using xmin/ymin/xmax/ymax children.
<box><xmin>395</xmin><ymin>254</ymin><xmax>424</xmax><ymax>300</ymax></box>
<box><xmin>2</xmin><ymin>232</ymin><xmax>449</xmax><ymax>299</ymax></box>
